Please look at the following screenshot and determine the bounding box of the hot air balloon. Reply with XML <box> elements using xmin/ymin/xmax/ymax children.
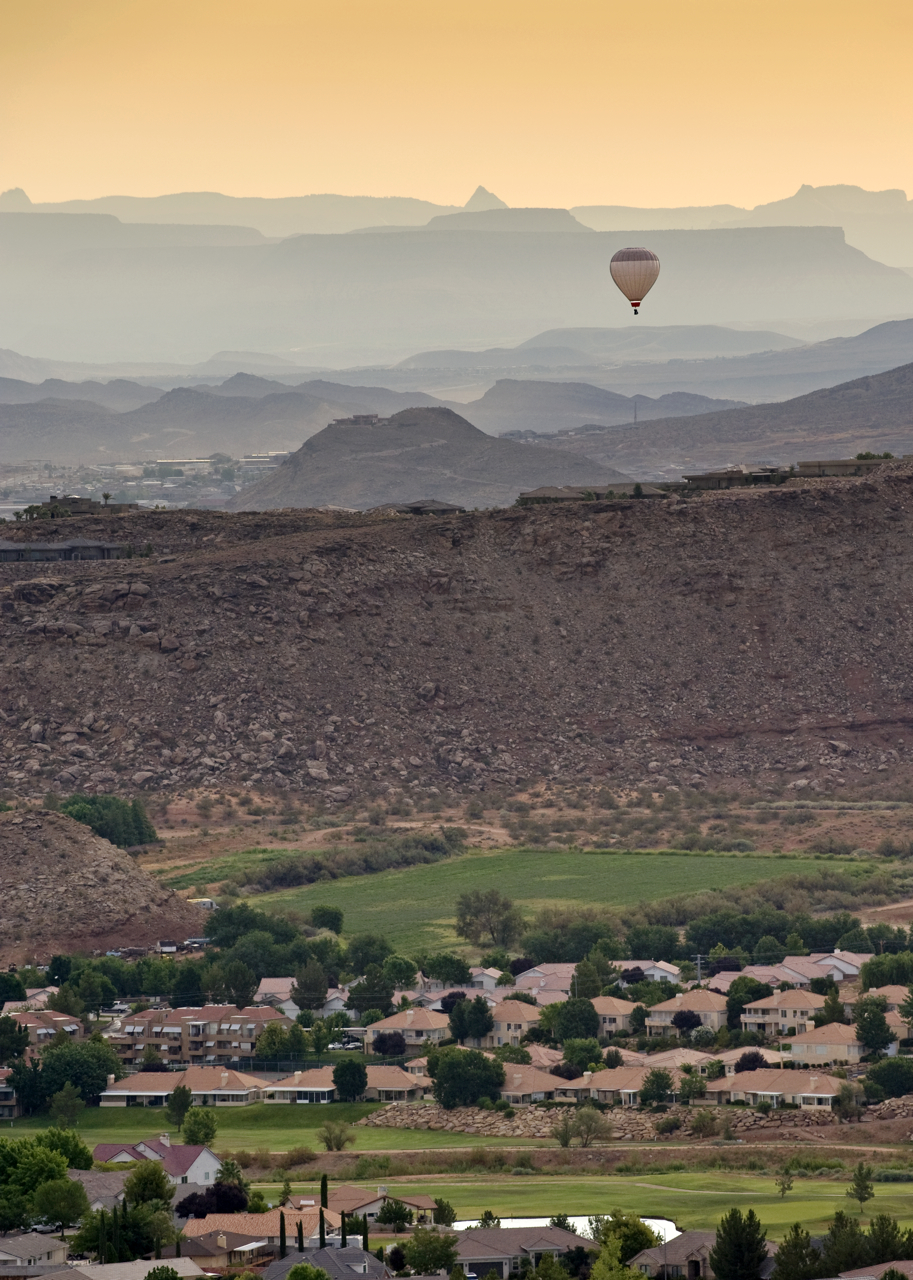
<box><xmin>610</xmin><ymin>247</ymin><xmax>660</xmax><ymax>315</ymax></box>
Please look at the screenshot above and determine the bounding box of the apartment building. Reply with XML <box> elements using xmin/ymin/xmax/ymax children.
<box><xmin>106</xmin><ymin>1004</ymin><xmax>290</xmax><ymax>1066</ymax></box>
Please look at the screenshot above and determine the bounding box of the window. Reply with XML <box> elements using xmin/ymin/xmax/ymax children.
<box><xmin>181</xmin><ymin>1176</ymin><xmax>188</xmax><ymax>1184</ymax></box>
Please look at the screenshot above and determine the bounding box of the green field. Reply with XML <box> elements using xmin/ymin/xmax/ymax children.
<box><xmin>252</xmin><ymin>848</ymin><xmax>823</xmax><ymax>952</ymax></box>
<box><xmin>270</xmin><ymin>1172</ymin><xmax>913</xmax><ymax>1240</ymax></box>
<box><xmin>10</xmin><ymin>1103</ymin><xmax>541</xmax><ymax>1152</ymax></box>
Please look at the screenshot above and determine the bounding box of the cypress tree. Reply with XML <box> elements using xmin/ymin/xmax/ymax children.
<box><xmin>771</xmin><ymin>1223</ymin><xmax>817</xmax><ymax>1280</ymax></box>
<box><xmin>280</xmin><ymin>1210</ymin><xmax>287</xmax><ymax>1259</ymax></box>
<box><xmin>97</xmin><ymin>1211</ymin><xmax>108</xmax><ymax>1265</ymax></box>
<box><xmin>341</xmin><ymin>1212</ymin><xmax>348</xmax><ymax>1247</ymax></box>
<box><xmin>320</xmin><ymin>1173</ymin><xmax>329</xmax><ymax>1209</ymax></box>
<box><xmin>709</xmin><ymin>1208</ymin><xmax>768</xmax><ymax>1280</ymax></box>
<box><xmin>111</xmin><ymin>1204</ymin><xmax>122</xmax><ymax>1262</ymax></box>
<box><xmin>320</xmin><ymin>1207</ymin><xmax>326</xmax><ymax>1249</ymax></box>
<box><xmin>176</xmin><ymin>1239</ymin><xmax>182</xmax><ymax>1258</ymax></box>
<box><xmin>297</xmin><ymin>1220</ymin><xmax>304</xmax><ymax>1252</ymax></box>
<box><xmin>362</xmin><ymin>1215</ymin><xmax>369</xmax><ymax>1252</ymax></box>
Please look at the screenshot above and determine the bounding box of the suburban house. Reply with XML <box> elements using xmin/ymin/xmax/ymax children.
<box><xmin>848</xmin><ymin>986</ymin><xmax>912</xmax><ymax>1026</ymax></box>
<box><xmin>105</xmin><ymin>1004</ymin><xmax>290</xmax><ymax>1067</ymax></box>
<box><xmin>182</xmin><ymin>1210</ymin><xmax>341</xmax><ymax>1249</ymax></box>
<box><xmin>0</xmin><ymin>986</ymin><xmax>59</xmax><ymax>1015</ymax></box>
<box><xmin>454</xmin><ymin>1225</ymin><xmax>593</xmax><ymax>1278</ymax></box>
<box><xmin>266</xmin><ymin>1066</ymin><xmax>421</xmax><ymax>1104</ymax></box>
<box><xmin>588</xmin><ymin>1066</ymin><xmax>682</xmax><ymax>1106</ymax></box>
<box><xmin>264</xmin><ymin>1246</ymin><xmax>393</xmax><ymax>1280</ymax></box>
<box><xmin>591</xmin><ymin>996</ymin><xmax>637</xmax><ymax>1035</ymax></box>
<box><xmin>629</xmin><ymin>1230</ymin><xmax>717</xmax><ymax>1279</ymax></box>
<box><xmin>740</xmin><ymin>989</ymin><xmax>827</xmax><ymax>1036</ymax></box>
<box><xmin>711</xmin><ymin>1046</ymin><xmax>786</xmax><ymax>1076</ymax></box>
<box><xmin>788</xmin><ymin>1023</ymin><xmax>872</xmax><ymax>1065</ymax></box>
<box><xmin>638</xmin><ymin>1047</ymin><xmax>711</xmax><ymax>1072</ymax></box>
<box><xmin>67</xmin><ymin>1259</ymin><xmax>204</xmax><ymax>1280</ymax></box>
<box><xmin>366</xmin><ymin>1008</ymin><xmax>450</xmax><ymax>1050</ymax></box>
<box><xmin>254</xmin><ymin>978</ymin><xmax>301</xmax><ymax>1020</ymax></box>
<box><xmin>703</xmin><ymin>1068</ymin><xmax>844</xmax><ymax>1110</ymax></box>
<box><xmin>498</xmin><ymin>1065</ymin><xmax>561</xmax><ymax>1106</ymax></box>
<box><xmin>317</xmin><ymin>1184</ymin><xmax>437</xmax><ymax>1223</ymax></box>
<box><xmin>622</xmin><ymin>961</ymin><xmax>682</xmax><ymax>984</ymax></box>
<box><xmin>0</xmin><ymin>1234</ymin><xmax>69</xmax><ymax>1268</ymax></box>
<box><xmin>839</xmin><ymin>1265</ymin><xmax>913</xmax><ymax>1280</ymax></box>
<box><xmin>512</xmin><ymin>964</ymin><xmax>578</xmax><ymax>1001</ymax></box>
<box><xmin>645</xmin><ymin>990</ymin><xmax>728</xmax><ymax>1038</ymax></box>
<box><xmin>161</xmin><ymin>1230</ymin><xmax>274</xmax><ymax>1270</ymax></box>
<box><xmin>99</xmin><ymin>1066</ymin><xmax>267</xmax><ymax>1107</ymax></box>
<box><xmin>808</xmin><ymin>951</ymin><xmax>874</xmax><ymax>980</ymax></box>
<box><xmin>477</xmin><ymin>1000</ymin><xmax>541</xmax><ymax>1048</ymax></box>
<box><xmin>92</xmin><ymin>1135</ymin><xmax>222</xmax><ymax>1185</ymax></box>
<box><xmin>67</xmin><ymin>1169</ymin><xmax>128</xmax><ymax>1211</ymax></box>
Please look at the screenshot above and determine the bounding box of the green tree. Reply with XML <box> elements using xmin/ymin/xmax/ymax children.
<box><xmin>753</xmin><ymin>936</ymin><xmax>787</xmax><ymax>965</ymax></box>
<box><xmin>346</xmin><ymin>965</ymin><xmax>394</xmax><ymax>1016</ymax></box>
<box><xmin>404</xmin><ymin>1227</ymin><xmax>459</xmax><ymax>1272</ymax></box>
<box><xmin>382</xmin><ymin>955</ymin><xmax>419</xmax><ymax>989</ymax></box>
<box><xmin>574</xmin><ymin>1105</ymin><xmax>613</xmax><ymax>1147</ymax></box>
<box><xmin>255</xmin><ymin>1022</ymin><xmax>291</xmax><ymax>1060</ymax></box>
<box><xmin>552</xmin><ymin>1110</ymin><xmax>577</xmax><ymax>1147</ymax></box>
<box><xmin>455</xmin><ymin>890</ymin><xmax>525</xmax><ymax>948</ymax></box>
<box><xmin>638</xmin><ymin>1068</ymin><xmax>674</xmax><ymax>1106</ymax></box>
<box><xmin>41</xmin><ymin>1038</ymin><xmax>123</xmax><ymax>1102</ymax></box>
<box><xmin>726</xmin><ymin>977</ymin><xmax>774</xmax><ymax>1030</ymax></box>
<box><xmin>846</xmin><ymin>1162</ymin><xmax>874</xmax><ymax>1213</ymax></box>
<box><xmin>48</xmin><ymin>1082</ymin><xmax>85</xmax><ymax>1129</ymax></box>
<box><xmin>588</xmin><ymin>1236</ymin><xmax>642</xmax><ymax>1280</ymax></box>
<box><xmin>866</xmin><ymin>1055</ymin><xmax>913</xmax><ymax>1098</ymax></box>
<box><xmin>316</xmin><ymin>1120</ymin><xmax>355</xmax><ymax>1151</ymax></box>
<box><xmin>0</xmin><ymin>973</ymin><xmax>27</xmax><ymax>1003</ymax></box>
<box><xmin>145</xmin><ymin>1270</ymin><xmax>182</xmax><ymax>1280</ymax></box>
<box><xmin>431</xmin><ymin>1048</ymin><xmax>505</xmax><ymax>1109</ymax></box>
<box><xmin>549</xmin><ymin>998</ymin><xmax>600</xmax><ymax>1042</ymax></box>
<box><xmin>310</xmin><ymin>905</ymin><xmax>344</xmax><ymax>934</ymax></box>
<box><xmin>4</xmin><ymin>1144</ymin><xmax>68</xmax><ymax>1195</ymax></box>
<box><xmin>33</xmin><ymin>1128</ymin><xmax>93</xmax><ymax>1170</ymax></box>
<box><xmin>348</xmin><ymin>933</ymin><xmax>394</xmax><ymax>974</ymax></box>
<box><xmin>60</xmin><ymin>793</ymin><xmax>156</xmax><ymax>847</ymax></box>
<box><xmin>493</xmin><ymin>1044</ymin><xmax>532</xmax><ymax>1065</ymax></box>
<box><xmin>477</xmin><ymin>1210</ymin><xmax>501</xmax><ymax>1228</ymax></box>
<box><xmin>286</xmin><ymin>1267</ymin><xmax>331</xmax><ymax>1280</ymax></box>
<box><xmin>464</xmin><ymin>994</ymin><xmax>495</xmax><ymax>1043</ymax></box>
<box><xmin>422</xmin><ymin>953</ymin><xmax>473</xmax><ymax>985</ymax></box>
<box><xmin>573</xmin><ymin>961</ymin><xmax>602</xmax><ymax>999</ymax></box>
<box><xmin>0</xmin><ymin>1015</ymin><xmax>30</xmax><ymax>1065</ymax></box>
<box><xmin>292</xmin><ymin>959</ymin><xmax>329</xmax><ymax>1012</ymax></box>
<box><xmin>708</xmin><ymin>1208</ymin><xmax>768</xmax><ymax>1280</ymax></box>
<box><xmin>124</xmin><ymin>1160</ymin><xmax>174</xmax><ymax>1206</ymax></box>
<box><xmin>898</xmin><ymin>984</ymin><xmax>913</xmax><ymax>1029</ymax></box>
<box><xmin>854</xmin><ymin>997</ymin><xmax>894</xmax><ymax>1056</ymax></box>
<box><xmin>434</xmin><ymin>1198</ymin><xmax>458</xmax><ymax>1226</ymax></box>
<box><xmin>31</xmin><ymin>1178</ymin><xmax>90</xmax><ymax>1239</ymax></box>
<box><xmin>165</xmin><ymin>1084</ymin><xmax>193</xmax><ymax>1132</ymax></box>
<box><xmin>563</xmin><ymin>1038</ymin><xmax>603</xmax><ymax>1074</ymax></box>
<box><xmin>333</xmin><ymin>1059</ymin><xmax>368</xmax><ymax>1102</ymax></box>
<box><xmin>771</xmin><ymin>1223</ymin><xmax>817</xmax><ymax>1280</ymax></box>
<box><xmin>219</xmin><ymin>960</ymin><xmax>257</xmax><ymax>1008</ymax></box>
<box><xmin>376</xmin><ymin>1199</ymin><xmax>414</xmax><ymax>1233</ymax></box>
<box><xmin>182</xmin><ymin>1107</ymin><xmax>218</xmax><ymax>1147</ymax></box>
<box><xmin>0</xmin><ymin>1188</ymin><xmax>30</xmax><ymax>1234</ymax></box>
<box><xmin>814</xmin><ymin>988</ymin><xmax>849</xmax><ymax>1027</ymax></box>
<box><xmin>775</xmin><ymin>1170</ymin><xmax>794</xmax><ymax>1199</ymax></box>
<box><xmin>678</xmin><ymin>1074</ymin><xmax>707</xmax><ymax>1104</ymax></box>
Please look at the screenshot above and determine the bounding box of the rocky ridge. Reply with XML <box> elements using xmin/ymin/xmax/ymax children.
<box><xmin>2</xmin><ymin>467</ymin><xmax>913</xmax><ymax>802</ymax></box>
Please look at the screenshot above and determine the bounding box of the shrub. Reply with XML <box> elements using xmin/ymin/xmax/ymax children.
<box><xmin>654</xmin><ymin>1116</ymin><xmax>682</xmax><ymax>1135</ymax></box>
<box><xmin>60</xmin><ymin>793</ymin><xmax>156</xmax><ymax>847</ymax></box>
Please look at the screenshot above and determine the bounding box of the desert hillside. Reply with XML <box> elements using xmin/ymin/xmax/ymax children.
<box><xmin>2</xmin><ymin>465</ymin><xmax>913</xmax><ymax>812</ymax></box>
<box><xmin>0</xmin><ymin>810</ymin><xmax>204</xmax><ymax>963</ymax></box>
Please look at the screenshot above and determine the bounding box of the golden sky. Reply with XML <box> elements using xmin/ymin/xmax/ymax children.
<box><xmin>2</xmin><ymin>0</ymin><xmax>911</xmax><ymax>208</ymax></box>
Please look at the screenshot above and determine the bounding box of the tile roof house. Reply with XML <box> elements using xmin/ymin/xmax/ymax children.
<box><xmin>639</xmin><ymin>1047</ymin><xmax>712</xmax><ymax>1071</ymax></box>
<box><xmin>710</xmin><ymin>1046</ymin><xmax>786</xmax><ymax>1076</ymax></box>
<box><xmin>476</xmin><ymin>1000</ymin><xmax>541</xmax><ymax>1049</ymax></box>
<box><xmin>498</xmin><ymin>1065</ymin><xmax>562</xmax><ymax>1105</ymax></box>
<box><xmin>255</xmin><ymin>978</ymin><xmax>301</xmax><ymax>1020</ymax></box>
<box><xmin>0</xmin><ymin>987</ymin><xmax>59</xmax><ymax>1015</ymax></box>
<box><xmin>91</xmin><ymin>1134</ymin><xmax>222</xmax><ymax>1186</ymax></box>
<box><xmin>622</xmin><ymin>961</ymin><xmax>682</xmax><ymax>984</ymax></box>
<box><xmin>66</xmin><ymin>1168</ymin><xmax>128</xmax><ymax>1211</ymax></box>
<box><xmin>629</xmin><ymin>1229</ymin><xmax>717</xmax><ymax>1279</ymax></box>
<box><xmin>160</xmin><ymin>1230</ymin><xmax>274</xmax><ymax>1269</ymax></box>
<box><xmin>319</xmin><ymin>1184</ymin><xmax>437</xmax><ymax>1223</ymax></box>
<box><xmin>645</xmin><ymin>990</ymin><xmax>728</xmax><ymax>1038</ymax></box>
<box><xmin>265</xmin><ymin>1246</ymin><xmax>393</xmax><ymax>1280</ymax></box>
<box><xmin>703</xmin><ymin>1068</ymin><xmax>845</xmax><ymax>1109</ymax></box>
<box><xmin>366</xmin><ymin>1008</ymin><xmax>450</xmax><ymax>1049</ymax></box>
<box><xmin>0</xmin><ymin>1235</ymin><xmax>69</xmax><ymax>1268</ymax></box>
<box><xmin>454</xmin><ymin>1225</ymin><xmax>593</xmax><ymax>1278</ymax></box>
<box><xmin>266</xmin><ymin>1065</ymin><xmax>421</xmax><ymax>1103</ymax></box>
<box><xmin>99</xmin><ymin>1066</ymin><xmax>267</xmax><ymax>1107</ymax></box>
<box><xmin>69</xmin><ymin>1260</ymin><xmax>205</xmax><ymax>1280</ymax></box>
<box><xmin>740</xmin><ymin>989</ymin><xmax>827</xmax><ymax>1036</ymax></box>
<box><xmin>808</xmin><ymin>951</ymin><xmax>874</xmax><ymax>979</ymax></box>
<box><xmin>788</xmin><ymin>1022</ymin><xmax>872</xmax><ymax>1065</ymax></box>
<box><xmin>840</xmin><ymin>1264</ymin><xmax>913</xmax><ymax>1280</ymax></box>
<box><xmin>182</xmin><ymin>1209</ymin><xmax>341</xmax><ymax>1247</ymax></box>
<box><xmin>587</xmin><ymin>1066</ymin><xmax>683</xmax><ymax>1106</ymax></box>
<box><xmin>591</xmin><ymin>996</ymin><xmax>637</xmax><ymax>1034</ymax></box>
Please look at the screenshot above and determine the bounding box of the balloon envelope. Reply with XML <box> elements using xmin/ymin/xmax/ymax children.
<box><xmin>610</xmin><ymin>247</ymin><xmax>660</xmax><ymax>307</ymax></box>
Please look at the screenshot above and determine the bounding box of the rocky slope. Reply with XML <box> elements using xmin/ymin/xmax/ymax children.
<box><xmin>0</xmin><ymin>810</ymin><xmax>205</xmax><ymax>963</ymax></box>
<box><xmin>2</xmin><ymin>465</ymin><xmax>913</xmax><ymax>805</ymax></box>
<box><xmin>227</xmin><ymin>407</ymin><xmax>629</xmax><ymax>510</ymax></box>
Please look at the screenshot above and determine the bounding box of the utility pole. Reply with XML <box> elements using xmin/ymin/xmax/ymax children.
<box><xmin>692</xmin><ymin>954</ymin><xmax>707</xmax><ymax>984</ymax></box>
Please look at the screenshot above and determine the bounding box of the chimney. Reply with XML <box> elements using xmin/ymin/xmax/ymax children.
<box><xmin>159</xmin><ymin>1133</ymin><xmax>170</xmax><ymax>1147</ymax></box>
<box><xmin>221</xmin><ymin>1071</ymin><xmax>229</xmax><ymax>1087</ymax></box>
<box><xmin>513</xmin><ymin>1073</ymin><xmax>522</xmax><ymax>1085</ymax></box>
<box><xmin>583</xmin><ymin>1071</ymin><xmax>592</xmax><ymax>1083</ymax></box>
<box><xmin>294</xmin><ymin>1071</ymin><xmax>302</xmax><ymax>1083</ymax></box>
<box><xmin>406</xmin><ymin>1009</ymin><xmax>414</xmax><ymax>1025</ymax></box>
<box><xmin>107</xmin><ymin>1074</ymin><xmax>115</xmax><ymax>1086</ymax></box>
<box><xmin>217</xmin><ymin>1234</ymin><xmax>227</xmax><ymax>1249</ymax></box>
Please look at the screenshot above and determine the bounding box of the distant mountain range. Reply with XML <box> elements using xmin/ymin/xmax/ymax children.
<box><xmin>1</xmin><ymin>210</ymin><xmax>910</xmax><ymax>366</ymax></box>
<box><xmin>533</xmin><ymin>361</ymin><xmax>913</xmax><ymax>479</ymax></box>
<box><xmin>226</xmin><ymin>407</ymin><xmax>631</xmax><ymax>511</ymax></box>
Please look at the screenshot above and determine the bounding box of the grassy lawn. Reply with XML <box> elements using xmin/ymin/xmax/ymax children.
<box><xmin>269</xmin><ymin>1172</ymin><xmax>913</xmax><ymax>1240</ymax></box>
<box><xmin>10</xmin><ymin>1103</ymin><xmax>543</xmax><ymax>1152</ymax></box>
<box><xmin>251</xmin><ymin>848</ymin><xmax>824</xmax><ymax>951</ymax></box>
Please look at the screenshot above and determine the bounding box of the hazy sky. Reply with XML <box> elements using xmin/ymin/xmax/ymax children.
<box><xmin>3</xmin><ymin>0</ymin><xmax>911</xmax><ymax>209</ymax></box>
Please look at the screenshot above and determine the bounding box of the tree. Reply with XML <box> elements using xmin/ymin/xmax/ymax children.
<box><xmin>287</xmin><ymin>1267</ymin><xmax>331</xmax><ymax>1280</ymax></box>
<box><xmin>455</xmin><ymin>890</ymin><xmax>525</xmax><ymax>948</ymax></box>
<box><xmin>347</xmin><ymin>965</ymin><xmax>394</xmax><ymax>1016</ymax></box>
<box><xmin>0</xmin><ymin>1015</ymin><xmax>30</xmax><ymax>1065</ymax></box>
<box><xmin>563</xmin><ymin>1038</ymin><xmax>603</xmax><ymax>1073</ymax></box>
<box><xmin>550</xmin><ymin>998</ymin><xmax>600</xmax><ymax>1042</ymax></box>
<box><xmin>854</xmin><ymin>997</ymin><xmax>895</xmax><ymax>1056</ymax></box>
<box><xmin>182</xmin><ymin>1107</ymin><xmax>218</xmax><ymax>1147</ymax></box>
<box><xmin>814</xmin><ymin>988</ymin><xmax>849</xmax><ymax>1028</ymax></box>
<box><xmin>552</xmin><ymin>1110</ymin><xmax>577</xmax><ymax>1147</ymax></box>
<box><xmin>477</xmin><ymin>1210</ymin><xmax>501</xmax><ymax>1228</ymax></box>
<box><xmin>494</xmin><ymin>1044</ymin><xmax>532</xmax><ymax>1065</ymax></box>
<box><xmin>432</xmin><ymin>1048</ymin><xmax>505</xmax><ymax>1109</ymax></box>
<box><xmin>41</xmin><ymin>1038</ymin><xmax>123</xmax><ymax>1102</ymax></box>
<box><xmin>31</xmin><ymin>1178</ymin><xmax>90</xmax><ymax>1238</ymax></box>
<box><xmin>146</xmin><ymin>1270</ymin><xmax>181</xmax><ymax>1280</ymax></box>
<box><xmin>34</xmin><ymin>1127</ymin><xmax>93</xmax><ymax>1170</ymax></box>
<box><xmin>588</xmin><ymin>1236</ymin><xmax>642</xmax><ymax>1280</ymax></box>
<box><xmin>320</xmin><ymin>1173</ymin><xmax>328</xmax><ymax>1208</ymax></box>
<box><xmin>422</xmin><ymin>953</ymin><xmax>473</xmax><ymax>985</ymax></box>
<box><xmin>709</xmin><ymin>1209</ymin><xmax>768</xmax><ymax>1280</ymax></box>
<box><xmin>818</xmin><ymin>1210</ymin><xmax>868</xmax><ymax>1274</ymax></box>
<box><xmin>638</xmin><ymin>1068</ymin><xmax>673</xmax><ymax>1106</ymax></box>
<box><xmin>311</xmin><ymin>905</ymin><xmax>344</xmax><ymax>934</ymax></box>
<box><xmin>165</xmin><ymin>1084</ymin><xmax>193</xmax><ymax>1132</ymax></box>
<box><xmin>49</xmin><ymin>1082</ymin><xmax>85</xmax><ymax>1129</ymax></box>
<box><xmin>690</xmin><ymin>1109</ymin><xmax>717</xmax><ymax>1138</ymax></box>
<box><xmin>376</xmin><ymin>1199</ymin><xmax>414</xmax><ymax>1233</ymax></box>
<box><xmin>589</xmin><ymin>1212</ymin><xmax>661</xmax><ymax>1266</ymax></box>
<box><xmin>316</xmin><ymin>1120</ymin><xmax>355</xmax><ymax>1151</ymax></box>
<box><xmin>348</xmin><ymin>933</ymin><xmax>394</xmax><ymax>974</ymax></box>
<box><xmin>573</xmin><ymin>961</ymin><xmax>602</xmax><ymax>1000</ymax></box>
<box><xmin>255</xmin><ymin>1022</ymin><xmax>291</xmax><ymax>1060</ymax></box>
<box><xmin>434</xmin><ymin>1198</ymin><xmax>458</xmax><ymax>1226</ymax></box>
<box><xmin>734</xmin><ymin>1050</ymin><xmax>770</xmax><ymax>1074</ymax></box>
<box><xmin>0</xmin><ymin>972</ymin><xmax>27</xmax><ymax>1003</ymax></box>
<box><xmin>292</xmin><ymin>959</ymin><xmax>329</xmax><ymax>1012</ymax></box>
<box><xmin>220</xmin><ymin>960</ymin><xmax>257</xmax><ymax>1008</ymax></box>
<box><xmin>771</xmin><ymin>1223</ymin><xmax>817</xmax><ymax>1280</ymax></box>
<box><xmin>372</xmin><ymin>1030</ymin><xmax>406</xmax><ymax>1056</ymax></box>
<box><xmin>574</xmin><ymin>1105</ymin><xmax>613</xmax><ymax>1147</ymax></box>
<box><xmin>847</xmin><ymin>1162</ymin><xmax>874</xmax><ymax>1213</ymax></box>
<box><xmin>383</xmin><ymin>955</ymin><xmax>419</xmax><ymax>989</ymax></box>
<box><xmin>679</xmin><ymin>1074</ymin><xmax>707</xmax><ymax>1105</ymax></box>
<box><xmin>753</xmin><ymin>935</ymin><xmax>787</xmax><ymax>965</ymax></box>
<box><xmin>726</xmin><ymin>978</ymin><xmax>774</xmax><ymax>1030</ymax></box>
<box><xmin>898</xmin><ymin>983</ymin><xmax>913</xmax><ymax>1030</ymax></box>
<box><xmin>404</xmin><ymin>1227</ymin><xmax>459</xmax><ymax>1272</ymax></box>
<box><xmin>866</xmin><ymin>1055</ymin><xmax>913</xmax><ymax>1098</ymax></box>
<box><xmin>333</xmin><ymin>1059</ymin><xmax>368</xmax><ymax>1102</ymax></box>
<box><xmin>775</xmin><ymin>1170</ymin><xmax>794</xmax><ymax>1199</ymax></box>
<box><xmin>125</xmin><ymin>1160</ymin><xmax>174</xmax><ymax>1206</ymax></box>
<box><xmin>671</xmin><ymin>1009</ymin><xmax>703</xmax><ymax>1039</ymax></box>
<box><xmin>59</xmin><ymin>793</ymin><xmax>156</xmax><ymax>848</ymax></box>
<box><xmin>464</xmin><ymin>994</ymin><xmax>495</xmax><ymax>1043</ymax></box>
<box><xmin>0</xmin><ymin>1188</ymin><xmax>30</xmax><ymax>1234</ymax></box>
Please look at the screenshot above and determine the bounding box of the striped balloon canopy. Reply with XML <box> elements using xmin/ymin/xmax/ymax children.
<box><xmin>610</xmin><ymin>247</ymin><xmax>660</xmax><ymax>315</ymax></box>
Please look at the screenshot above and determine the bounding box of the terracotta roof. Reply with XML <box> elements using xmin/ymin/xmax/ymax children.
<box><xmin>866</xmin><ymin>986</ymin><xmax>911</xmax><ymax>1005</ymax></box>
<box><xmin>591</xmin><ymin>996</ymin><xmax>637</xmax><ymax>1016</ymax></box>
<box><xmin>456</xmin><ymin>1225</ymin><xmax>591</xmax><ymax>1258</ymax></box>
<box><xmin>640</xmin><ymin>1047</ymin><xmax>713</xmax><ymax>1069</ymax></box>
<box><xmin>743</xmin><ymin>990</ymin><xmax>827</xmax><ymax>1011</ymax></box>
<box><xmin>102</xmin><ymin>1067</ymin><xmax>265</xmax><ymax>1094</ymax></box>
<box><xmin>629</xmin><ymin>1231</ymin><xmax>717</xmax><ymax>1269</ymax></box>
<box><xmin>649</xmin><ymin>989</ymin><xmax>728</xmax><ymax>1013</ymax></box>
<box><xmin>790</xmin><ymin>1023</ymin><xmax>864</xmax><ymax>1045</ymax></box>
<box><xmin>368</xmin><ymin>1009</ymin><xmax>449</xmax><ymax>1032</ymax></box>
<box><xmin>841</xmin><ymin>1264</ymin><xmax>913</xmax><ymax>1279</ymax></box>
<box><xmin>705</xmin><ymin>1068</ymin><xmax>845</xmax><ymax>1096</ymax></box>
<box><xmin>500</xmin><ymin>1065</ymin><xmax>564</xmax><ymax>1095</ymax></box>
<box><xmin>182</xmin><ymin>1209</ymin><xmax>341</xmax><ymax>1239</ymax></box>
<box><xmin>270</xmin><ymin>1066</ymin><xmax>417</xmax><ymax>1091</ymax></box>
<box><xmin>491</xmin><ymin>1000</ymin><xmax>541</xmax><ymax>1022</ymax></box>
<box><xmin>587</xmin><ymin>1066</ymin><xmax>680</xmax><ymax>1091</ymax></box>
